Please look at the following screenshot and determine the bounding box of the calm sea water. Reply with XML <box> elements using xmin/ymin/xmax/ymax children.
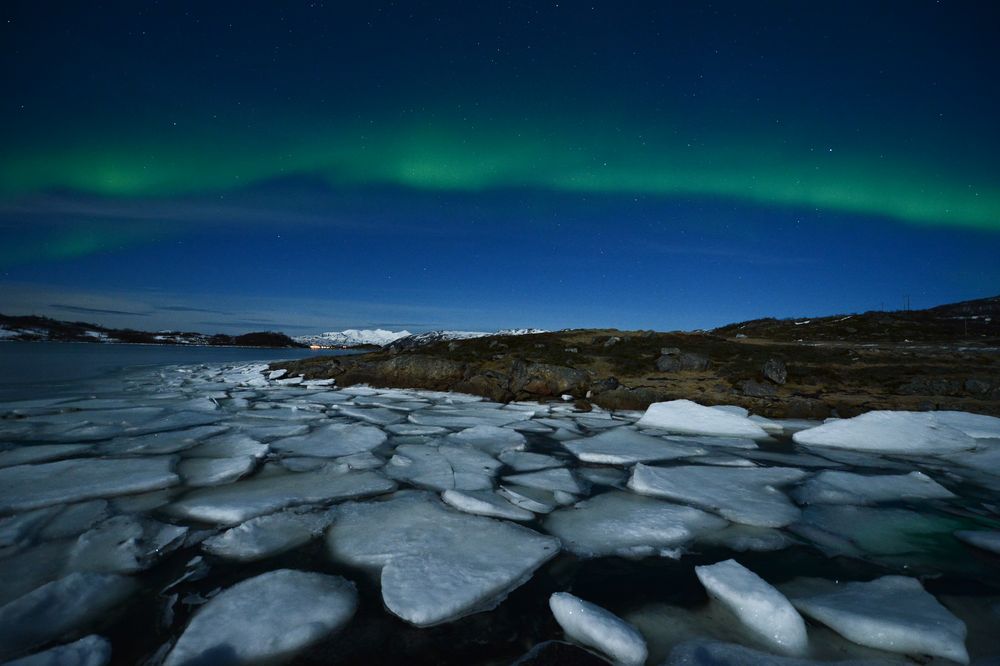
<box><xmin>0</xmin><ymin>341</ymin><xmax>336</xmax><ymax>401</ymax></box>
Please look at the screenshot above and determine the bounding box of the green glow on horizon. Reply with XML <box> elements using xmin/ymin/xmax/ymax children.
<box><xmin>1</xmin><ymin>119</ymin><xmax>998</xmax><ymax>231</ymax></box>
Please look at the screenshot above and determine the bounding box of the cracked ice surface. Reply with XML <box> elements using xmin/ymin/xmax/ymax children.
<box><xmin>0</xmin><ymin>362</ymin><xmax>996</xmax><ymax>664</ymax></box>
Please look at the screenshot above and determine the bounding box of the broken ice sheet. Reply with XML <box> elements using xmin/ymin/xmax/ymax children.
<box><xmin>326</xmin><ymin>492</ymin><xmax>558</xmax><ymax>626</ymax></box>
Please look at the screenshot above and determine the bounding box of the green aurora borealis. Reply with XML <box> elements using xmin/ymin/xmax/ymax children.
<box><xmin>2</xmin><ymin>116</ymin><xmax>998</xmax><ymax>230</ymax></box>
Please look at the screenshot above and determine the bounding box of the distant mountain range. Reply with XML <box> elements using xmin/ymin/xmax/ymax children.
<box><xmin>0</xmin><ymin>314</ymin><xmax>304</xmax><ymax>348</ymax></box>
<box><xmin>295</xmin><ymin>328</ymin><xmax>549</xmax><ymax>349</ymax></box>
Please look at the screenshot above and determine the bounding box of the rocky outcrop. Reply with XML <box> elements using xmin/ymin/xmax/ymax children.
<box><xmin>762</xmin><ymin>358</ymin><xmax>787</xmax><ymax>384</ymax></box>
<box><xmin>655</xmin><ymin>348</ymin><xmax>710</xmax><ymax>372</ymax></box>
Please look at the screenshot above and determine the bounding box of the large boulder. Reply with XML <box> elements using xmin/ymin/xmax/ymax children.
<box><xmin>655</xmin><ymin>350</ymin><xmax>709</xmax><ymax>372</ymax></box>
<box><xmin>512</xmin><ymin>362</ymin><xmax>590</xmax><ymax>397</ymax></box>
<box><xmin>762</xmin><ymin>358</ymin><xmax>788</xmax><ymax>384</ymax></box>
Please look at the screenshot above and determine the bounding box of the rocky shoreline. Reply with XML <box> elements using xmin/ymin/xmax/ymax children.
<box><xmin>272</xmin><ymin>327</ymin><xmax>1000</xmax><ymax>419</ymax></box>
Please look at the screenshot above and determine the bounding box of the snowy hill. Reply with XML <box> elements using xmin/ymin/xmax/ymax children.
<box><xmin>388</xmin><ymin>328</ymin><xmax>548</xmax><ymax>350</ymax></box>
<box><xmin>294</xmin><ymin>329</ymin><xmax>413</xmax><ymax>348</ymax></box>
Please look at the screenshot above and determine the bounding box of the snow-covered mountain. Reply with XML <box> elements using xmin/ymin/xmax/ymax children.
<box><xmin>388</xmin><ymin>328</ymin><xmax>548</xmax><ymax>350</ymax></box>
<box><xmin>294</xmin><ymin>328</ymin><xmax>413</xmax><ymax>348</ymax></box>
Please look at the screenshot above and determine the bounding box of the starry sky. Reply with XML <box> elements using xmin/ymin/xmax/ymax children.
<box><xmin>1</xmin><ymin>1</ymin><xmax>998</xmax><ymax>334</ymax></box>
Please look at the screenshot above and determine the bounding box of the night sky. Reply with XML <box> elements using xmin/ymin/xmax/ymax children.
<box><xmin>1</xmin><ymin>1</ymin><xmax>998</xmax><ymax>334</ymax></box>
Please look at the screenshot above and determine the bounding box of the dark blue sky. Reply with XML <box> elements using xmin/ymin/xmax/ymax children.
<box><xmin>1</xmin><ymin>1</ymin><xmax>998</xmax><ymax>333</ymax></box>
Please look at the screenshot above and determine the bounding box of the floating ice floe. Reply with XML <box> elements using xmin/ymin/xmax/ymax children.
<box><xmin>177</xmin><ymin>456</ymin><xmax>256</xmax><ymax>487</ymax></box>
<box><xmin>698</xmin><ymin>524</ymin><xmax>794</xmax><ymax>552</ymax></box>
<box><xmin>695</xmin><ymin>559</ymin><xmax>808</xmax><ymax>654</ymax></box>
<box><xmin>792</xmin><ymin>411</ymin><xmax>978</xmax><ymax>454</ymax></box>
<box><xmin>792</xmin><ymin>470</ymin><xmax>955</xmax><ymax>505</ymax></box>
<box><xmin>503</xmin><ymin>467</ymin><xmax>587</xmax><ymax>495</ymax></box>
<box><xmin>498</xmin><ymin>485</ymin><xmax>560</xmax><ymax>514</ymax></box>
<box><xmin>326</xmin><ymin>492</ymin><xmax>559</xmax><ymax>626</ymax></box>
<box><xmin>202</xmin><ymin>508</ymin><xmax>336</xmax><ymax>561</ymax></box>
<box><xmin>663</xmin><ymin>639</ymin><xmax>879</xmax><ymax>666</ymax></box>
<box><xmin>0</xmin><ymin>444</ymin><xmax>94</xmax><ymax>468</ymax></box>
<box><xmin>408</xmin><ymin>407</ymin><xmax>532</xmax><ymax>428</ymax></box>
<box><xmin>0</xmin><ymin>573</ymin><xmax>135</xmax><ymax>661</ymax></box>
<box><xmin>336</xmin><ymin>405</ymin><xmax>408</xmax><ymax>426</ymax></box>
<box><xmin>163</xmin><ymin>570</ymin><xmax>357</xmax><ymax>666</ymax></box>
<box><xmin>790</xmin><ymin>575</ymin><xmax>968</xmax><ymax>663</ymax></box>
<box><xmin>637</xmin><ymin>400</ymin><xmax>770</xmax><ymax>439</ymax></box>
<box><xmin>441</xmin><ymin>489</ymin><xmax>534</xmax><ymax>521</ymax></box>
<box><xmin>544</xmin><ymin>491</ymin><xmax>727</xmax><ymax>558</ymax></box>
<box><xmin>562</xmin><ymin>428</ymin><xmax>706</xmax><ymax>464</ymax></box>
<box><xmin>499</xmin><ymin>450</ymin><xmax>564</xmax><ymax>472</ymax></box>
<box><xmin>792</xmin><ymin>505</ymin><xmax>966</xmax><ymax>559</ymax></box>
<box><xmin>445</xmin><ymin>425</ymin><xmax>527</xmax><ymax>456</ymax></box>
<box><xmin>385</xmin><ymin>423</ymin><xmax>450</xmax><ymax>436</ymax></box>
<box><xmin>4</xmin><ymin>635</ymin><xmax>111</xmax><ymax>666</ymax></box>
<box><xmin>549</xmin><ymin>592</ymin><xmax>647</xmax><ymax>666</ymax></box>
<box><xmin>953</xmin><ymin>530</ymin><xmax>1000</xmax><ymax>555</ymax></box>
<box><xmin>0</xmin><ymin>457</ymin><xmax>179</xmax><ymax>513</ymax></box>
<box><xmin>387</xmin><ymin>444</ymin><xmax>501</xmax><ymax>491</ymax></box>
<box><xmin>628</xmin><ymin>464</ymin><xmax>807</xmax><ymax>527</ymax></box>
<box><xmin>167</xmin><ymin>468</ymin><xmax>395</xmax><ymax>525</ymax></box>
<box><xmin>270</xmin><ymin>422</ymin><xmax>387</xmax><ymax>457</ymax></box>
<box><xmin>68</xmin><ymin>515</ymin><xmax>187</xmax><ymax>574</ymax></box>
<box><xmin>101</xmin><ymin>425</ymin><xmax>230</xmax><ymax>456</ymax></box>
<box><xmin>930</xmin><ymin>411</ymin><xmax>1000</xmax><ymax>439</ymax></box>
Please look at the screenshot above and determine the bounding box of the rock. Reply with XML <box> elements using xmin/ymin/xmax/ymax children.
<box><xmin>740</xmin><ymin>380</ymin><xmax>777</xmax><ymax>398</ymax></box>
<box><xmin>592</xmin><ymin>388</ymin><xmax>658</xmax><ymax>411</ymax></box>
<box><xmin>588</xmin><ymin>377</ymin><xmax>620</xmax><ymax>394</ymax></box>
<box><xmin>784</xmin><ymin>397</ymin><xmax>831</xmax><ymax>420</ymax></box>
<box><xmin>964</xmin><ymin>378</ymin><xmax>992</xmax><ymax>395</ymax></box>
<box><xmin>564</xmin><ymin>347</ymin><xmax>578</xmax><ymax>353</ymax></box>
<box><xmin>513</xmin><ymin>362</ymin><xmax>590</xmax><ymax>397</ymax></box>
<box><xmin>603</xmin><ymin>336</ymin><xmax>622</xmax><ymax>348</ymax></box>
<box><xmin>763</xmin><ymin>358</ymin><xmax>788</xmax><ymax>384</ymax></box>
<box><xmin>655</xmin><ymin>351</ymin><xmax>710</xmax><ymax>372</ymax></box>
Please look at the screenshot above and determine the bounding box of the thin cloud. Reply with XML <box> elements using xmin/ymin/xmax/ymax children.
<box><xmin>49</xmin><ymin>303</ymin><xmax>151</xmax><ymax>317</ymax></box>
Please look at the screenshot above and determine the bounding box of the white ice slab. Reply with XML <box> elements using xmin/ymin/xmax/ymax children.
<box><xmin>563</xmin><ymin>428</ymin><xmax>705</xmax><ymax>464</ymax></box>
<box><xmin>326</xmin><ymin>492</ymin><xmax>559</xmax><ymax>626</ymax></box>
<box><xmin>441</xmin><ymin>489</ymin><xmax>534</xmax><ymax>521</ymax></box>
<box><xmin>544</xmin><ymin>491</ymin><xmax>727</xmax><ymax>558</ymax></box>
<box><xmin>793</xmin><ymin>470</ymin><xmax>955</xmax><ymax>505</ymax></box>
<box><xmin>337</xmin><ymin>405</ymin><xmax>407</xmax><ymax>426</ymax></box>
<box><xmin>408</xmin><ymin>408</ymin><xmax>531</xmax><ymax>428</ymax></box>
<box><xmin>4</xmin><ymin>635</ymin><xmax>111</xmax><ymax>666</ymax></box>
<box><xmin>498</xmin><ymin>450</ymin><xmax>563</xmax><ymax>472</ymax></box>
<box><xmin>271</xmin><ymin>422</ymin><xmax>387</xmax><ymax>458</ymax></box>
<box><xmin>695</xmin><ymin>559</ymin><xmax>807</xmax><ymax>653</ymax></box>
<box><xmin>628</xmin><ymin>464</ymin><xmax>807</xmax><ymax>527</ymax></box>
<box><xmin>184</xmin><ymin>433</ymin><xmax>269</xmax><ymax>459</ymax></box>
<box><xmin>178</xmin><ymin>456</ymin><xmax>256</xmax><ymax>487</ymax></box>
<box><xmin>163</xmin><ymin>570</ymin><xmax>357</xmax><ymax>666</ymax></box>
<box><xmin>68</xmin><ymin>515</ymin><xmax>187</xmax><ymax>574</ymax></box>
<box><xmin>202</xmin><ymin>509</ymin><xmax>336</xmax><ymax>561</ymax></box>
<box><xmin>549</xmin><ymin>592</ymin><xmax>647</xmax><ymax>666</ymax></box>
<box><xmin>931</xmin><ymin>411</ymin><xmax>1000</xmax><ymax>439</ymax></box>
<box><xmin>386</xmin><ymin>444</ymin><xmax>501</xmax><ymax>491</ymax></box>
<box><xmin>791</xmin><ymin>575</ymin><xmax>968</xmax><ymax>663</ymax></box>
<box><xmin>498</xmin><ymin>485</ymin><xmax>559</xmax><ymax>514</ymax></box>
<box><xmin>792</xmin><ymin>411</ymin><xmax>978</xmax><ymax>454</ymax></box>
<box><xmin>503</xmin><ymin>467</ymin><xmax>588</xmax><ymax>495</ymax></box>
<box><xmin>0</xmin><ymin>573</ymin><xmax>135</xmax><ymax>661</ymax></box>
<box><xmin>637</xmin><ymin>400</ymin><xmax>770</xmax><ymax>438</ymax></box>
<box><xmin>445</xmin><ymin>425</ymin><xmax>527</xmax><ymax>456</ymax></box>
<box><xmin>0</xmin><ymin>457</ymin><xmax>179</xmax><ymax>513</ymax></box>
<box><xmin>101</xmin><ymin>425</ymin><xmax>229</xmax><ymax>455</ymax></box>
<box><xmin>0</xmin><ymin>445</ymin><xmax>93</xmax><ymax>468</ymax></box>
<box><xmin>167</xmin><ymin>468</ymin><xmax>395</xmax><ymax>525</ymax></box>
